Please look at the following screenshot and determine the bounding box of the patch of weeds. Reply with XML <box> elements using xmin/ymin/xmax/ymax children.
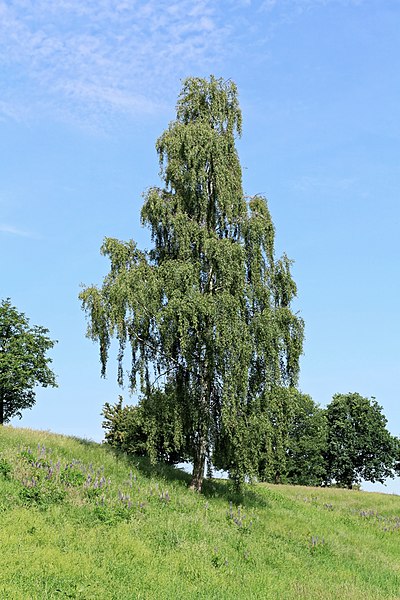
<box><xmin>358</xmin><ymin>509</ymin><xmax>378</xmax><ymax>518</ymax></box>
<box><xmin>356</xmin><ymin>509</ymin><xmax>400</xmax><ymax>533</ymax></box>
<box><xmin>90</xmin><ymin>504</ymin><xmax>115</xmax><ymax>524</ymax></box>
<box><xmin>303</xmin><ymin>496</ymin><xmax>319</xmax><ymax>506</ymax></box>
<box><xmin>117</xmin><ymin>489</ymin><xmax>132</xmax><ymax>504</ymax></box>
<box><xmin>15</xmin><ymin>447</ymin><xmax>114</xmax><ymax>511</ymax></box>
<box><xmin>113</xmin><ymin>504</ymin><xmax>135</xmax><ymax>523</ymax></box>
<box><xmin>309</xmin><ymin>535</ymin><xmax>328</xmax><ymax>556</ymax></box>
<box><xmin>19</xmin><ymin>479</ymin><xmax>66</xmax><ymax>507</ymax></box>
<box><xmin>81</xmin><ymin>488</ymin><xmax>138</xmax><ymax>525</ymax></box>
<box><xmin>91</xmin><ymin>502</ymin><xmax>132</xmax><ymax>525</ymax></box>
<box><xmin>11</xmin><ymin>443</ymin><xmax>143</xmax><ymax>524</ymax></box>
<box><xmin>227</xmin><ymin>502</ymin><xmax>253</xmax><ymax>534</ymax></box>
<box><xmin>157</xmin><ymin>528</ymin><xmax>181</xmax><ymax>550</ymax></box>
<box><xmin>35</xmin><ymin>458</ymin><xmax>52</xmax><ymax>469</ymax></box>
<box><xmin>0</xmin><ymin>456</ymin><xmax>12</xmax><ymax>479</ymax></box>
<box><xmin>241</xmin><ymin>548</ymin><xmax>252</xmax><ymax>564</ymax></box>
<box><xmin>84</xmin><ymin>473</ymin><xmax>109</xmax><ymax>498</ymax></box>
<box><xmin>210</xmin><ymin>547</ymin><xmax>230</xmax><ymax>570</ymax></box>
<box><xmin>381</xmin><ymin>516</ymin><xmax>400</xmax><ymax>533</ymax></box>
<box><xmin>19</xmin><ymin>448</ymin><xmax>35</xmax><ymax>463</ymax></box>
<box><xmin>235</xmin><ymin>532</ymin><xmax>254</xmax><ymax>567</ymax></box>
<box><xmin>19</xmin><ymin>447</ymin><xmax>52</xmax><ymax>473</ymax></box>
<box><xmin>85</xmin><ymin>487</ymin><xmax>102</xmax><ymax>501</ymax></box>
<box><xmin>19</xmin><ymin>483</ymin><xmax>43</xmax><ymax>505</ymax></box>
<box><xmin>60</xmin><ymin>465</ymin><xmax>85</xmax><ymax>487</ymax></box>
<box><xmin>211</xmin><ymin>547</ymin><xmax>224</xmax><ymax>568</ymax></box>
<box><xmin>158</xmin><ymin>489</ymin><xmax>171</xmax><ymax>503</ymax></box>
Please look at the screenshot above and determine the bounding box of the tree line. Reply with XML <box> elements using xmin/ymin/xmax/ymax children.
<box><xmin>2</xmin><ymin>76</ymin><xmax>399</xmax><ymax>493</ymax></box>
<box><xmin>101</xmin><ymin>390</ymin><xmax>399</xmax><ymax>490</ymax></box>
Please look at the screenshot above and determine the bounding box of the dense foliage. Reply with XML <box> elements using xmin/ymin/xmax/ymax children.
<box><xmin>255</xmin><ymin>391</ymin><xmax>399</xmax><ymax>488</ymax></box>
<box><xmin>81</xmin><ymin>76</ymin><xmax>304</xmax><ymax>490</ymax></box>
<box><xmin>0</xmin><ymin>298</ymin><xmax>57</xmax><ymax>424</ymax></box>
<box><xmin>285</xmin><ymin>391</ymin><xmax>328</xmax><ymax>486</ymax></box>
<box><xmin>102</xmin><ymin>396</ymin><xmax>183</xmax><ymax>464</ymax></box>
<box><xmin>324</xmin><ymin>392</ymin><xmax>400</xmax><ymax>488</ymax></box>
<box><xmin>255</xmin><ymin>389</ymin><xmax>327</xmax><ymax>486</ymax></box>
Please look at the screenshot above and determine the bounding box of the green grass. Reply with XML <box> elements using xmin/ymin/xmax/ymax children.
<box><xmin>1</xmin><ymin>426</ymin><xmax>400</xmax><ymax>599</ymax></box>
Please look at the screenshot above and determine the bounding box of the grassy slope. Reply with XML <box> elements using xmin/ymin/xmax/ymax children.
<box><xmin>0</xmin><ymin>426</ymin><xmax>399</xmax><ymax>600</ymax></box>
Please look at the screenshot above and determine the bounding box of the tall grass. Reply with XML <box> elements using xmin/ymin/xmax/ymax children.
<box><xmin>1</xmin><ymin>426</ymin><xmax>399</xmax><ymax>599</ymax></box>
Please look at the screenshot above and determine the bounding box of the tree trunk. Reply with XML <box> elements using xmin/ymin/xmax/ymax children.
<box><xmin>188</xmin><ymin>358</ymin><xmax>211</xmax><ymax>492</ymax></box>
<box><xmin>190</xmin><ymin>436</ymin><xmax>207</xmax><ymax>492</ymax></box>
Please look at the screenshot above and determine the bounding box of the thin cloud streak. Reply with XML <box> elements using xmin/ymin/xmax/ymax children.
<box><xmin>260</xmin><ymin>0</ymin><xmax>365</xmax><ymax>9</ymax></box>
<box><xmin>0</xmin><ymin>0</ymin><xmax>232</xmax><ymax>126</ymax></box>
<box><xmin>0</xmin><ymin>224</ymin><xmax>38</xmax><ymax>238</ymax></box>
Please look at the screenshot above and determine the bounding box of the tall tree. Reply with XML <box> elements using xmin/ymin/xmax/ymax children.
<box><xmin>0</xmin><ymin>299</ymin><xmax>57</xmax><ymax>424</ymax></box>
<box><xmin>80</xmin><ymin>76</ymin><xmax>304</xmax><ymax>491</ymax></box>
<box><xmin>325</xmin><ymin>392</ymin><xmax>399</xmax><ymax>489</ymax></box>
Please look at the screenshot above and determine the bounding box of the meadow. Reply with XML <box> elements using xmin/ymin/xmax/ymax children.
<box><xmin>0</xmin><ymin>426</ymin><xmax>399</xmax><ymax>599</ymax></box>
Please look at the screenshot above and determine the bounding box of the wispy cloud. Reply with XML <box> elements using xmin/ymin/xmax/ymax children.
<box><xmin>0</xmin><ymin>0</ymin><xmax>233</xmax><ymax>127</ymax></box>
<box><xmin>0</xmin><ymin>0</ymin><xmax>367</xmax><ymax>128</ymax></box>
<box><xmin>0</xmin><ymin>224</ymin><xmax>38</xmax><ymax>238</ymax></box>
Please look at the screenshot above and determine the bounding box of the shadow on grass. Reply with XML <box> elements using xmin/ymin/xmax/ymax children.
<box><xmin>73</xmin><ymin>441</ymin><xmax>268</xmax><ymax>508</ymax></box>
<box><xmin>201</xmin><ymin>477</ymin><xmax>269</xmax><ymax>508</ymax></box>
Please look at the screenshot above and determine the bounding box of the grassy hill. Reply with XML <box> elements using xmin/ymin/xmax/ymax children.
<box><xmin>0</xmin><ymin>426</ymin><xmax>399</xmax><ymax>599</ymax></box>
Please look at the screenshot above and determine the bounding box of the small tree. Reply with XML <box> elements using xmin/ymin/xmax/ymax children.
<box><xmin>325</xmin><ymin>392</ymin><xmax>398</xmax><ymax>489</ymax></box>
<box><xmin>0</xmin><ymin>299</ymin><xmax>57</xmax><ymax>424</ymax></box>
<box><xmin>80</xmin><ymin>76</ymin><xmax>304</xmax><ymax>491</ymax></box>
<box><xmin>102</xmin><ymin>395</ymin><xmax>184</xmax><ymax>464</ymax></box>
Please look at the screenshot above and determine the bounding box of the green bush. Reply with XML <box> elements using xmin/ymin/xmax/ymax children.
<box><xmin>60</xmin><ymin>465</ymin><xmax>86</xmax><ymax>487</ymax></box>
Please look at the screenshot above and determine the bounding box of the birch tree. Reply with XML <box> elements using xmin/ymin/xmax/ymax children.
<box><xmin>80</xmin><ymin>76</ymin><xmax>304</xmax><ymax>491</ymax></box>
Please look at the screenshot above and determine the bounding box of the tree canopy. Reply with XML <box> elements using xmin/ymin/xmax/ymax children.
<box><xmin>257</xmin><ymin>390</ymin><xmax>399</xmax><ymax>488</ymax></box>
<box><xmin>285</xmin><ymin>392</ymin><xmax>327</xmax><ymax>486</ymax></box>
<box><xmin>257</xmin><ymin>389</ymin><xmax>327</xmax><ymax>486</ymax></box>
<box><xmin>325</xmin><ymin>392</ymin><xmax>399</xmax><ymax>488</ymax></box>
<box><xmin>0</xmin><ymin>298</ymin><xmax>57</xmax><ymax>424</ymax></box>
<box><xmin>80</xmin><ymin>76</ymin><xmax>304</xmax><ymax>491</ymax></box>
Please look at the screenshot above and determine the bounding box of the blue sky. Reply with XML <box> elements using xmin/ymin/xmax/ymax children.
<box><xmin>1</xmin><ymin>0</ymin><xmax>399</xmax><ymax>492</ymax></box>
